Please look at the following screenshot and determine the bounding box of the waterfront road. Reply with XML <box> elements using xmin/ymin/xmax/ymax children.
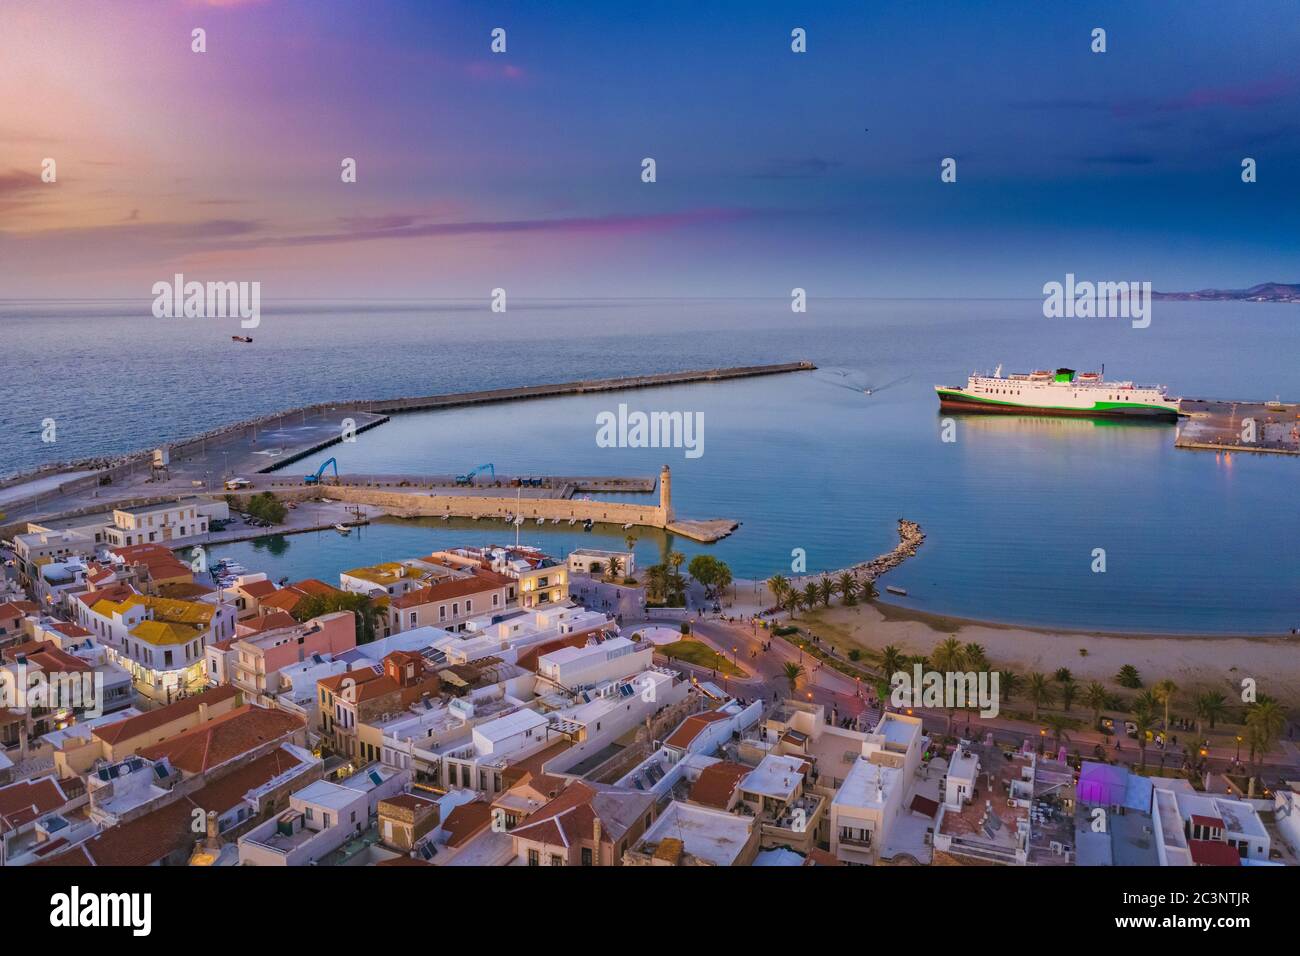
<box><xmin>669</xmin><ymin>611</ymin><xmax>1300</xmax><ymax>784</ymax></box>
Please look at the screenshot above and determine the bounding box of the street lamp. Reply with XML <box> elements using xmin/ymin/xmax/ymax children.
<box><xmin>1235</xmin><ymin>735</ymin><xmax>1242</xmax><ymax>764</ymax></box>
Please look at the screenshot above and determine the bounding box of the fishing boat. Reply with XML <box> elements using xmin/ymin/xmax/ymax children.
<box><xmin>568</xmin><ymin>518</ymin><xmax>577</xmax><ymax>526</ymax></box>
<box><xmin>583</xmin><ymin>519</ymin><xmax>594</xmax><ymax>532</ymax></box>
<box><xmin>513</xmin><ymin>516</ymin><xmax>525</xmax><ymax>526</ymax></box>
<box><xmin>333</xmin><ymin>524</ymin><xmax>351</xmax><ymax>535</ymax></box>
<box><xmin>536</xmin><ymin>517</ymin><xmax>545</xmax><ymax>525</ymax></box>
<box><xmin>441</xmin><ymin>514</ymin><xmax>450</xmax><ymax>521</ymax></box>
<box><xmin>885</xmin><ymin>585</ymin><xmax>907</xmax><ymax>596</ymax></box>
<box><xmin>231</xmin><ymin>335</ymin><xmax>253</xmax><ymax>343</ymax></box>
<box><xmin>622</xmin><ymin>522</ymin><xmax>634</xmax><ymax>530</ymax></box>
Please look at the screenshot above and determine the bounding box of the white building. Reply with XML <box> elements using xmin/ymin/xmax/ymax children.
<box><xmin>536</xmin><ymin>636</ymin><xmax>650</xmax><ymax>690</ymax></box>
<box><xmin>567</xmin><ymin>548</ymin><xmax>636</xmax><ymax>579</ymax></box>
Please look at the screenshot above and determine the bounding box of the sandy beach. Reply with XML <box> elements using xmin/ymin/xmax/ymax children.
<box><xmin>727</xmin><ymin>577</ymin><xmax>1300</xmax><ymax>707</ymax></box>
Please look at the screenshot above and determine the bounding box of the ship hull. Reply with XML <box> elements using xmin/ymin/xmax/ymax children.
<box><xmin>936</xmin><ymin>388</ymin><xmax>1178</xmax><ymax>420</ymax></box>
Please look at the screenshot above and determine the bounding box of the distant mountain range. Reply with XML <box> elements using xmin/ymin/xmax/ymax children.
<box><xmin>1153</xmin><ymin>282</ymin><xmax>1300</xmax><ymax>302</ymax></box>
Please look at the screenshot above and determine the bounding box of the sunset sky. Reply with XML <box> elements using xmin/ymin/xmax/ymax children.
<box><xmin>3</xmin><ymin>0</ymin><xmax>1300</xmax><ymax>299</ymax></box>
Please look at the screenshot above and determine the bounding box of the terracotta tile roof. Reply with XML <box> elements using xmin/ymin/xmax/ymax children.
<box><xmin>376</xmin><ymin>855</ymin><xmax>432</xmax><ymax>866</ymax></box>
<box><xmin>0</xmin><ymin>600</ymin><xmax>39</xmax><ymax>619</ymax></box>
<box><xmin>442</xmin><ymin>800</ymin><xmax>492</xmax><ymax>848</ymax></box>
<box><xmin>93</xmin><ymin>685</ymin><xmax>239</xmax><ymax>746</ymax></box>
<box><xmin>34</xmin><ymin>745</ymin><xmax>310</xmax><ymax>867</ymax></box>
<box><xmin>687</xmin><ymin>761</ymin><xmax>750</xmax><ymax>809</ymax></box>
<box><xmin>501</xmin><ymin>739</ymin><xmax>572</xmax><ymax>788</ymax></box>
<box><xmin>909</xmin><ymin>794</ymin><xmax>940</xmax><ymax>819</ymax></box>
<box><xmin>47</xmin><ymin>621</ymin><xmax>93</xmax><ymax>640</ymax></box>
<box><xmin>257</xmin><ymin>590</ymin><xmax>304</xmax><ymax>613</ymax></box>
<box><xmin>295</xmin><ymin>579</ymin><xmax>343</xmax><ymax>597</ymax></box>
<box><xmin>187</xmin><ymin>746</ymin><xmax>308</xmax><ymax>813</ymax></box>
<box><xmin>664</xmin><ymin>711</ymin><xmax>730</xmax><ymax>750</ymax></box>
<box><xmin>0</xmin><ymin>775</ymin><xmax>69</xmax><ymax>833</ymax></box>
<box><xmin>155</xmin><ymin>581</ymin><xmax>215</xmax><ymax>600</ymax></box>
<box><xmin>380</xmin><ymin>793</ymin><xmax>438</xmax><ymax>814</ymax></box>
<box><xmin>805</xmin><ymin>847</ymin><xmax>843</xmax><ymax>866</ymax></box>
<box><xmin>138</xmin><ymin>704</ymin><xmax>304</xmax><ymax>774</ymax></box>
<box><xmin>238</xmin><ymin>610</ymin><xmax>298</xmax><ymax>636</ymax></box>
<box><xmin>239</xmin><ymin>580</ymin><xmax>279</xmax><ymax>599</ymax></box>
<box><xmin>318</xmin><ymin>665</ymin><xmax>385</xmax><ymax>696</ymax></box>
<box><xmin>390</xmin><ymin>570</ymin><xmax>512</xmax><ymax>610</ymax></box>
<box><xmin>510</xmin><ymin>781</ymin><xmax>653</xmax><ymax>849</ymax></box>
<box><xmin>76</xmin><ymin>583</ymin><xmax>137</xmax><ymax>608</ymax></box>
<box><xmin>1189</xmin><ymin>839</ymin><xmax>1241</xmax><ymax>866</ymax></box>
<box><xmin>2</xmin><ymin>639</ymin><xmax>92</xmax><ymax>673</ymax></box>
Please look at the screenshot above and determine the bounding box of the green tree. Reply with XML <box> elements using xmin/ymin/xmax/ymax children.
<box><xmin>766</xmin><ymin>574</ymin><xmax>790</xmax><ymax>609</ymax></box>
<box><xmin>1059</xmin><ymin>677</ymin><xmax>1078</xmax><ymax>715</ymax></box>
<box><xmin>931</xmin><ymin>637</ymin><xmax>966</xmax><ymax>674</ymax></box>
<box><xmin>999</xmin><ymin>671</ymin><xmax>1020</xmax><ymax>705</ymax></box>
<box><xmin>963</xmin><ymin>643</ymin><xmax>989</xmax><ymax>672</ymax></box>
<box><xmin>1043</xmin><ymin>713</ymin><xmax>1071</xmax><ymax>751</ymax></box>
<box><xmin>1084</xmin><ymin>682</ymin><xmax>1109</xmax><ymax>729</ymax></box>
<box><xmin>1153</xmin><ymin>679</ymin><xmax>1178</xmax><ymax>733</ymax></box>
<box><xmin>1027</xmin><ymin>672</ymin><xmax>1054</xmax><ymax>721</ymax></box>
<box><xmin>859</xmin><ymin>577</ymin><xmax>879</xmax><ymax>602</ymax></box>
<box><xmin>782</xmin><ymin>661</ymin><xmax>805</xmax><ymax>697</ymax></box>
<box><xmin>1194</xmin><ymin>691</ymin><xmax>1228</xmax><ymax>737</ymax></box>
<box><xmin>1131</xmin><ymin>695</ymin><xmax>1156</xmax><ymax>770</ymax></box>
<box><xmin>816</xmin><ymin>576</ymin><xmax>836</xmax><ymax>608</ymax></box>
<box><xmin>802</xmin><ymin>582</ymin><xmax>819</xmax><ymax>612</ymax></box>
<box><xmin>880</xmin><ymin>645</ymin><xmax>909</xmax><ymax>681</ymax></box>
<box><xmin>1116</xmin><ymin>664</ymin><xmax>1142</xmax><ymax>689</ymax></box>
<box><xmin>1244</xmin><ymin>698</ymin><xmax>1286</xmax><ymax>789</ymax></box>
<box><xmin>838</xmin><ymin>573</ymin><xmax>858</xmax><ymax>606</ymax></box>
<box><xmin>604</xmin><ymin>555</ymin><xmax>623</xmax><ymax>582</ymax></box>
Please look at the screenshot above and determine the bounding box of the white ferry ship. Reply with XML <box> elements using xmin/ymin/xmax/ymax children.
<box><xmin>935</xmin><ymin>366</ymin><xmax>1180</xmax><ymax>419</ymax></box>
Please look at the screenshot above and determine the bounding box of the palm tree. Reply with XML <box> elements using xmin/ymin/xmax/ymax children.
<box><xmin>963</xmin><ymin>643</ymin><xmax>989</xmax><ymax>672</ymax></box>
<box><xmin>931</xmin><ymin>637</ymin><xmax>965</xmax><ymax>675</ymax></box>
<box><xmin>1244</xmin><ymin>698</ymin><xmax>1286</xmax><ymax>788</ymax></box>
<box><xmin>1194</xmin><ymin>691</ymin><xmax>1228</xmax><ymax>739</ymax></box>
<box><xmin>859</xmin><ymin>578</ymin><xmax>879</xmax><ymax>602</ymax></box>
<box><xmin>1059</xmin><ymin>677</ymin><xmax>1078</xmax><ymax>715</ymax></box>
<box><xmin>766</xmin><ymin>574</ymin><xmax>790</xmax><ymax>609</ymax></box>
<box><xmin>817</xmin><ymin>576</ymin><xmax>836</xmax><ymax>608</ymax></box>
<box><xmin>1054</xmin><ymin>668</ymin><xmax>1073</xmax><ymax>684</ymax></box>
<box><xmin>604</xmin><ymin>555</ymin><xmax>623</xmax><ymax>582</ymax></box>
<box><xmin>838</xmin><ymin>572</ymin><xmax>858</xmax><ymax>606</ymax></box>
<box><xmin>1026</xmin><ymin>672</ymin><xmax>1054</xmax><ymax>721</ymax></box>
<box><xmin>783</xmin><ymin>590</ymin><xmax>803</xmax><ymax>620</ymax></box>
<box><xmin>624</xmin><ymin>533</ymin><xmax>637</xmax><ymax>553</ymax></box>
<box><xmin>1153</xmin><ymin>679</ymin><xmax>1178</xmax><ymax>733</ymax></box>
<box><xmin>1084</xmin><ymin>682</ymin><xmax>1108</xmax><ymax>729</ymax></box>
<box><xmin>1042</xmin><ymin>713</ymin><xmax>1071</xmax><ymax>751</ymax></box>
<box><xmin>667</xmin><ymin>551</ymin><xmax>686</xmax><ymax>596</ymax></box>
<box><xmin>1131</xmin><ymin>697</ymin><xmax>1156</xmax><ymax>770</ymax></box>
<box><xmin>646</xmin><ymin>564</ymin><xmax>670</xmax><ymax>603</ymax></box>
<box><xmin>880</xmin><ymin>645</ymin><xmax>909</xmax><ymax>681</ymax></box>
<box><xmin>782</xmin><ymin>661</ymin><xmax>805</xmax><ymax>697</ymax></box>
<box><xmin>714</xmin><ymin>562</ymin><xmax>733</xmax><ymax>602</ymax></box>
<box><xmin>802</xmin><ymin>582</ymin><xmax>819</xmax><ymax>612</ymax></box>
<box><xmin>1116</xmin><ymin>664</ymin><xmax>1142</xmax><ymax>689</ymax></box>
<box><xmin>998</xmin><ymin>671</ymin><xmax>1020</xmax><ymax>705</ymax></box>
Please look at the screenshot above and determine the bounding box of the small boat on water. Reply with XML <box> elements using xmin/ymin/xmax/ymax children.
<box><xmin>567</xmin><ymin>518</ymin><xmax>577</xmax><ymax>526</ymax></box>
<box><xmin>583</xmin><ymin>519</ymin><xmax>594</xmax><ymax>532</ymax></box>
<box><xmin>535</xmin><ymin>517</ymin><xmax>545</xmax><ymax>525</ymax></box>
<box><xmin>231</xmin><ymin>335</ymin><xmax>253</xmax><ymax>343</ymax></box>
<box><xmin>885</xmin><ymin>585</ymin><xmax>907</xmax><ymax>596</ymax></box>
<box><xmin>513</xmin><ymin>516</ymin><xmax>525</xmax><ymax>526</ymax></box>
<box><xmin>504</xmin><ymin>513</ymin><xmax>514</xmax><ymax>523</ymax></box>
<box><xmin>441</xmin><ymin>514</ymin><xmax>450</xmax><ymax>521</ymax></box>
<box><xmin>622</xmin><ymin>522</ymin><xmax>634</xmax><ymax>530</ymax></box>
<box><xmin>551</xmin><ymin>518</ymin><xmax>561</xmax><ymax>524</ymax></box>
<box><xmin>333</xmin><ymin>524</ymin><xmax>351</xmax><ymax>535</ymax></box>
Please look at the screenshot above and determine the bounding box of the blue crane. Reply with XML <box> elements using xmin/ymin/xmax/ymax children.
<box><xmin>455</xmin><ymin>463</ymin><xmax>495</xmax><ymax>486</ymax></box>
<box><xmin>304</xmin><ymin>457</ymin><xmax>340</xmax><ymax>485</ymax></box>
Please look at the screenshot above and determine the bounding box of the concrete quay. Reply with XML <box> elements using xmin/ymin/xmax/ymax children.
<box><xmin>1175</xmin><ymin>398</ymin><xmax>1299</xmax><ymax>456</ymax></box>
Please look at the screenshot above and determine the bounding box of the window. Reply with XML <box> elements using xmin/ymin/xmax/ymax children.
<box><xmin>581</xmin><ymin>846</ymin><xmax>593</xmax><ymax>866</ymax></box>
<box><xmin>527</xmin><ymin>849</ymin><xmax>539</xmax><ymax>866</ymax></box>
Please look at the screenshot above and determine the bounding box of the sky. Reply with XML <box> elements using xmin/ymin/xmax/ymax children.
<box><xmin>3</xmin><ymin>0</ymin><xmax>1300</xmax><ymax>299</ymax></box>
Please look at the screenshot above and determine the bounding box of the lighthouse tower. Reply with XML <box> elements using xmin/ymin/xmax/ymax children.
<box><xmin>659</xmin><ymin>465</ymin><xmax>673</xmax><ymax>525</ymax></box>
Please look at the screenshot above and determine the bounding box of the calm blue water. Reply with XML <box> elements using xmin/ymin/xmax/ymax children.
<box><xmin>4</xmin><ymin>298</ymin><xmax>1297</xmax><ymax>633</ymax></box>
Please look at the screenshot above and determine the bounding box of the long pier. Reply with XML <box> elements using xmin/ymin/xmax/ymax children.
<box><xmin>1175</xmin><ymin>398</ymin><xmax>1299</xmax><ymax>456</ymax></box>
<box><xmin>2</xmin><ymin>362</ymin><xmax>811</xmax><ymax>537</ymax></box>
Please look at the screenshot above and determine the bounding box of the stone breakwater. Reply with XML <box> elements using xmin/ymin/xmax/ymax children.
<box><xmin>852</xmin><ymin>519</ymin><xmax>925</xmax><ymax>581</ymax></box>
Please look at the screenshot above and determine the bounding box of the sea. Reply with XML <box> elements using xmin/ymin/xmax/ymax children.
<box><xmin>2</xmin><ymin>297</ymin><xmax>1296</xmax><ymax>634</ymax></box>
